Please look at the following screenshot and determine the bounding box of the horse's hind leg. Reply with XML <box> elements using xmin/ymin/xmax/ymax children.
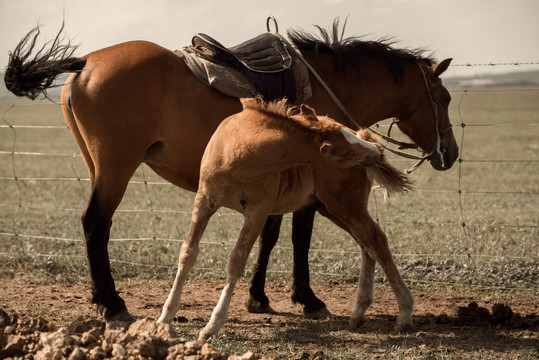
<box><xmin>158</xmin><ymin>192</ymin><xmax>216</xmax><ymax>323</ymax></box>
<box><xmin>82</xmin><ymin>152</ymin><xmax>149</xmax><ymax>321</ymax></box>
<box><xmin>290</xmin><ymin>207</ymin><xmax>331</xmax><ymax>319</ymax></box>
<box><xmin>83</xmin><ymin>183</ymin><xmax>134</xmax><ymax>321</ymax></box>
<box><xmin>62</xmin><ymin>99</ymin><xmax>137</xmax><ymax>321</ymax></box>
<box><xmin>246</xmin><ymin>214</ymin><xmax>283</xmax><ymax>314</ymax></box>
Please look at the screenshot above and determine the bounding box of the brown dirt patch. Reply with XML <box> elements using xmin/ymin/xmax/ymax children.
<box><xmin>1</xmin><ymin>279</ymin><xmax>538</xmax><ymax>359</ymax></box>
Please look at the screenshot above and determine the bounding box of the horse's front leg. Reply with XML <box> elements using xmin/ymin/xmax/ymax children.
<box><xmin>199</xmin><ymin>210</ymin><xmax>269</xmax><ymax>340</ymax></box>
<box><xmin>290</xmin><ymin>207</ymin><xmax>332</xmax><ymax>319</ymax></box>
<box><xmin>246</xmin><ymin>215</ymin><xmax>283</xmax><ymax>314</ymax></box>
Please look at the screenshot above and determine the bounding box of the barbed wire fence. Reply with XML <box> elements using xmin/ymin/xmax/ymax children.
<box><xmin>1</xmin><ymin>61</ymin><xmax>538</xmax><ymax>291</ymax></box>
<box><xmin>451</xmin><ymin>61</ymin><xmax>539</xmax><ymax>67</ymax></box>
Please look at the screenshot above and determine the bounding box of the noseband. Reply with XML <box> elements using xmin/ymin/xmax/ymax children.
<box><xmin>415</xmin><ymin>62</ymin><xmax>453</xmax><ymax>170</ymax></box>
<box><xmin>270</xmin><ymin>29</ymin><xmax>448</xmax><ymax>173</ymax></box>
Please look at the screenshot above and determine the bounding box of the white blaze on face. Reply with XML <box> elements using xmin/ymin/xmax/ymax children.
<box><xmin>340</xmin><ymin>127</ymin><xmax>380</xmax><ymax>155</ymax></box>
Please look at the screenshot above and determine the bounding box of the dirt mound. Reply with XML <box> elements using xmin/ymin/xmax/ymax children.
<box><xmin>0</xmin><ymin>308</ymin><xmax>273</xmax><ymax>360</ymax></box>
<box><xmin>435</xmin><ymin>302</ymin><xmax>538</xmax><ymax>329</ymax></box>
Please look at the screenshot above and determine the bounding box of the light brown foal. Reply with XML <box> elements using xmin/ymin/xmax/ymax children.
<box><xmin>157</xmin><ymin>98</ymin><xmax>412</xmax><ymax>339</ymax></box>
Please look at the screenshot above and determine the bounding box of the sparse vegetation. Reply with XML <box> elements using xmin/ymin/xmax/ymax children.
<box><xmin>0</xmin><ymin>88</ymin><xmax>537</xmax><ymax>358</ymax></box>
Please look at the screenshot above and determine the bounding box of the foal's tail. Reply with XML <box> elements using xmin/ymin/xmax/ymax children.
<box><xmin>359</xmin><ymin>129</ymin><xmax>414</xmax><ymax>197</ymax></box>
<box><xmin>367</xmin><ymin>153</ymin><xmax>414</xmax><ymax>198</ymax></box>
<box><xmin>4</xmin><ymin>23</ymin><xmax>86</xmax><ymax>100</ymax></box>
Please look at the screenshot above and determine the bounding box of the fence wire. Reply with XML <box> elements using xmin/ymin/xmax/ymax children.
<box><xmin>1</xmin><ymin>85</ymin><xmax>538</xmax><ymax>290</ymax></box>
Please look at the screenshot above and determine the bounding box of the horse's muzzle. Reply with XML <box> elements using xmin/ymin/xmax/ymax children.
<box><xmin>430</xmin><ymin>140</ymin><xmax>459</xmax><ymax>171</ymax></box>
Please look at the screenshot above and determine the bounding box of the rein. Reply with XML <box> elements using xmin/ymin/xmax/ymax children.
<box><xmin>269</xmin><ymin>25</ymin><xmax>445</xmax><ymax>174</ymax></box>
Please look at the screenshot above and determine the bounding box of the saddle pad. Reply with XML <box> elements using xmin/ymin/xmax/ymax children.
<box><xmin>177</xmin><ymin>49</ymin><xmax>260</xmax><ymax>99</ymax></box>
<box><xmin>177</xmin><ymin>48</ymin><xmax>312</xmax><ymax>103</ymax></box>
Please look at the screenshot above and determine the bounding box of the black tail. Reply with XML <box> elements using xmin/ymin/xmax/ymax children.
<box><xmin>4</xmin><ymin>23</ymin><xmax>86</xmax><ymax>100</ymax></box>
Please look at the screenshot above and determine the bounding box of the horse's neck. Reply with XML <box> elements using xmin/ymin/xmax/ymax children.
<box><xmin>305</xmin><ymin>56</ymin><xmax>409</xmax><ymax>128</ymax></box>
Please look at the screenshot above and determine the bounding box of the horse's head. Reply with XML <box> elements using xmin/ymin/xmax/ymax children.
<box><xmin>396</xmin><ymin>58</ymin><xmax>459</xmax><ymax>171</ymax></box>
<box><xmin>300</xmin><ymin>104</ymin><xmax>380</xmax><ymax>167</ymax></box>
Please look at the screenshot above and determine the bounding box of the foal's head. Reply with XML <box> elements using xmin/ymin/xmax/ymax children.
<box><xmin>294</xmin><ymin>103</ymin><xmax>381</xmax><ymax>167</ymax></box>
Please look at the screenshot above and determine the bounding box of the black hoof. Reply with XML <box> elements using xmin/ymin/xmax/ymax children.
<box><xmin>96</xmin><ymin>304</ymin><xmax>134</xmax><ymax>323</ymax></box>
<box><xmin>245</xmin><ymin>297</ymin><xmax>276</xmax><ymax>314</ymax></box>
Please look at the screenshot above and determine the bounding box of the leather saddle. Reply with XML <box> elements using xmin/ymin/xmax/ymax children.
<box><xmin>189</xmin><ymin>32</ymin><xmax>293</xmax><ymax>73</ymax></box>
<box><xmin>178</xmin><ymin>31</ymin><xmax>311</xmax><ymax>103</ymax></box>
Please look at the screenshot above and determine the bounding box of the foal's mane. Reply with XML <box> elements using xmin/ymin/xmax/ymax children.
<box><xmin>287</xmin><ymin>18</ymin><xmax>435</xmax><ymax>83</ymax></box>
<box><xmin>240</xmin><ymin>98</ymin><xmax>324</xmax><ymax>134</ymax></box>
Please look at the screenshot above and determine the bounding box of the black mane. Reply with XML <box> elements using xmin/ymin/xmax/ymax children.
<box><xmin>287</xmin><ymin>19</ymin><xmax>435</xmax><ymax>83</ymax></box>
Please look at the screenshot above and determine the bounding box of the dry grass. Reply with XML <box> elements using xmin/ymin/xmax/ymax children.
<box><xmin>0</xmin><ymin>89</ymin><xmax>538</xmax><ymax>359</ymax></box>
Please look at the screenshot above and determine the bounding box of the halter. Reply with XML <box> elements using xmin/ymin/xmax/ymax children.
<box><xmin>269</xmin><ymin>26</ymin><xmax>448</xmax><ymax>174</ymax></box>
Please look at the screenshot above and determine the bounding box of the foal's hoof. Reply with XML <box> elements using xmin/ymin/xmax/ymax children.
<box><xmin>349</xmin><ymin>316</ymin><xmax>366</xmax><ymax>328</ymax></box>
<box><xmin>245</xmin><ymin>298</ymin><xmax>276</xmax><ymax>314</ymax></box>
<box><xmin>394</xmin><ymin>321</ymin><xmax>414</xmax><ymax>333</ymax></box>
<box><xmin>198</xmin><ymin>328</ymin><xmax>216</xmax><ymax>341</ymax></box>
<box><xmin>304</xmin><ymin>306</ymin><xmax>333</xmax><ymax>320</ymax></box>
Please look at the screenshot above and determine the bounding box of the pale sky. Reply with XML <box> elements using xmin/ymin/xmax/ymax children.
<box><xmin>1</xmin><ymin>0</ymin><xmax>538</xmax><ymax>77</ymax></box>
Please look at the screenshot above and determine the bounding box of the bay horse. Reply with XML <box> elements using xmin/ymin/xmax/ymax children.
<box><xmin>4</xmin><ymin>20</ymin><xmax>458</xmax><ymax>323</ymax></box>
<box><xmin>158</xmin><ymin>98</ymin><xmax>412</xmax><ymax>339</ymax></box>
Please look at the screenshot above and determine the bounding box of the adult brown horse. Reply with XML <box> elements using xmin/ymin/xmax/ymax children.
<box><xmin>4</xmin><ymin>20</ymin><xmax>458</xmax><ymax>323</ymax></box>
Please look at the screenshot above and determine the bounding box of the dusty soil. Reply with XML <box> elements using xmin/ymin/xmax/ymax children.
<box><xmin>1</xmin><ymin>279</ymin><xmax>537</xmax><ymax>359</ymax></box>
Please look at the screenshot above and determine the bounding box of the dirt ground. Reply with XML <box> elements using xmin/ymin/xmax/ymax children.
<box><xmin>1</xmin><ymin>279</ymin><xmax>538</xmax><ymax>359</ymax></box>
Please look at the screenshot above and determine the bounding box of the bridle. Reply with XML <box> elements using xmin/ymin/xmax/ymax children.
<box><xmin>369</xmin><ymin>63</ymin><xmax>452</xmax><ymax>173</ymax></box>
<box><xmin>269</xmin><ymin>22</ymin><xmax>450</xmax><ymax>173</ymax></box>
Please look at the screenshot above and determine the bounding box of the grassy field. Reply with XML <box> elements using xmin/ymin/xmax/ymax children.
<box><xmin>0</xmin><ymin>89</ymin><xmax>538</xmax><ymax>359</ymax></box>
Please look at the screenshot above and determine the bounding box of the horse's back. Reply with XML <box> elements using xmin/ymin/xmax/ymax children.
<box><xmin>68</xmin><ymin>41</ymin><xmax>182</xmax><ymax>105</ymax></box>
<box><xmin>62</xmin><ymin>40</ymin><xmax>241</xmax><ymax>191</ymax></box>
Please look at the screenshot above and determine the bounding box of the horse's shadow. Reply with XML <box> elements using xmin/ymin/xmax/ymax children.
<box><xmin>213</xmin><ymin>312</ymin><xmax>538</xmax><ymax>354</ymax></box>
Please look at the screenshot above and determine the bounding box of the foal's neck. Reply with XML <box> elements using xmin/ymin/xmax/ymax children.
<box><xmin>252</xmin><ymin>117</ymin><xmax>333</xmax><ymax>168</ymax></box>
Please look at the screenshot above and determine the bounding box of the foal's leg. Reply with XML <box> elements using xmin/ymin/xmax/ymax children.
<box><xmin>350</xmin><ymin>247</ymin><xmax>376</xmax><ymax>327</ymax></box>
<box><xmin>199</xmin><ymin>210</ymin><xmax>269</xmax><ymax>340</ymax></box>
<box><xmin>316</xmin><ymin>167</ymin><xmax>413</xmax><ymax>330</ymax></box>
<box><xmin>316</xmin><ymin>206</ymin><xmax>376</xmax><ymax>324</ymax></box>
<box><xmin>349</xmin><ymin>218</ymin><xmax>414</xmax><ymax>331</ymax></box>
<box><xmin>290</xmin><ymin>207</ymin><xmax>332</xmax><ymax>319</ymax></box>
<box><xmin>246</xmin><ymin>214</ymin><xmax>283</xmax><ymax>313</ymax></box>
<box><xmin>158</xmin><ymin>192</ymin><xmax>216</xmax><ymax>323</ymax></box>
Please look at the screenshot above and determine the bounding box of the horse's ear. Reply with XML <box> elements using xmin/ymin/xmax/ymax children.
<box><xmin>300</xmin><ymin>104</ymin><xmax>318</xmax><ymax>122</ymax></box>
<box><xmin>320</xmin><ymin>142</ymin><xmax>333</xmax><ymax>156</ymax></box>
<box><xmin>434</xmin><ymin>58</ymin><xmax>452</xmax><ymax>77</ymax></box>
